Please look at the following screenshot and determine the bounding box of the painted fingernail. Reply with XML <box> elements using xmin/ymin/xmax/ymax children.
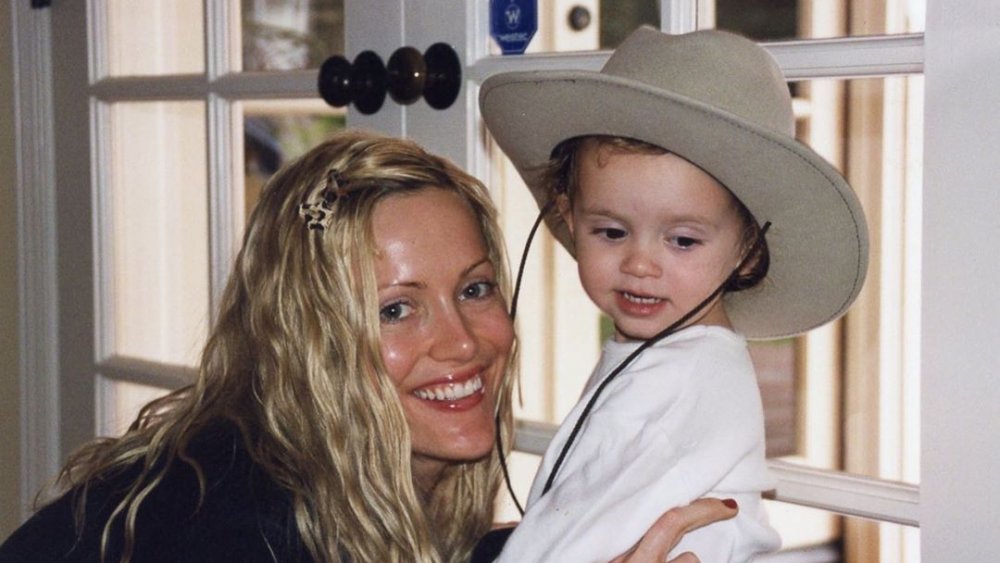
<box><xmin>722</xmin><ymin>498</ymin><xmax>738</xmax><ymax>509</ymax></box>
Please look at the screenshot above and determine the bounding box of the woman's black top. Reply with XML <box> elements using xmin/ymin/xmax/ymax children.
<box><xmin>0</xmin><ymin>424</ymin><xmax>514</xmax><ymax>562</ymax></box>
<box><xmin>469</xmin><ymin>527</ymin><xmax>514</xmax><ymax>563</ymax></box>
<box><xmin>0</xmin><ymin>425</ymin><xmax>311</xmax><ymax>562</ymax></box>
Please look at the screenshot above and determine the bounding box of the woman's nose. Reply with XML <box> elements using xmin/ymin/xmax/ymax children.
<box><xmin>620</xmin><ymin>243</ymin><xmax>662</xmax><ymax>278</ymax></box>
<box><xmin>428</xmin><ymin>306</ymin><xmax>478</xmax><ymax>362</ymax></box>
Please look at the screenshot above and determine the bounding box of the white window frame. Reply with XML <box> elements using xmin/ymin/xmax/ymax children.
<box><xmin>10</xmin><ymin>1</ymin><xmax>1000</xmax><ymax>558</ymax></box>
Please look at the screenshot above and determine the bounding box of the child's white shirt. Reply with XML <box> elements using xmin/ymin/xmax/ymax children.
<box><xmin>496</xmin><ymin>325</ymin><xmax>781</xmax><ymax>563</ymax></box>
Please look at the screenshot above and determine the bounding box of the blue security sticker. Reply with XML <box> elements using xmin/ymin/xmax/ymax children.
<box><xmin>490</xmin><ymin>0</ymin><xmax>537</xmax><ymax>55</ymax></box>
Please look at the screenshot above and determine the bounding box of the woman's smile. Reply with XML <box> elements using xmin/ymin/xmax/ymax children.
<box><xmin>411</xmin><ymin>370</ymin><xmax>486</xmax><ymax>406</ymax></box>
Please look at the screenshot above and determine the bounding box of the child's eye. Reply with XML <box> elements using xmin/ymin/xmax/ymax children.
<box><xmin>379</xmin><ymin>300</ymin><xmax>414</xmax><ymax>324</ymax></box>
<box><xmin>594</xmin><ymin>228</ymin><xmax>627</xmax><ymax>240</ymax></box>
<box><xmin>671</xmin><ymin>236</ymin><xmax>700</xmax><ymax>249</ymax></box>
<box><xmin>461</xmin><ymin>281</ymin><xmax>496</xmax><ymax>300</ymax></box>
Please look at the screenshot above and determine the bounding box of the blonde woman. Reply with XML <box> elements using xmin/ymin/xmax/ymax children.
<box><xmin>1</xmin><ymin>130</ymin><xmax>735</xmax><ymax>563</ymax></box>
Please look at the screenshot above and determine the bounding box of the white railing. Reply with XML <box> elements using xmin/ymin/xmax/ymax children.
<box><xmin>513</xmin><ymin>419</ymin><xmax>919</xmax><ymax>527</ymax></box>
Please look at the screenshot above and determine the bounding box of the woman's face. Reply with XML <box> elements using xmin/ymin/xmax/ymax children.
<box><xmin>373</xmin><ymin>187</ymin><xmax>513</xmax><ymax>489</ymax></box>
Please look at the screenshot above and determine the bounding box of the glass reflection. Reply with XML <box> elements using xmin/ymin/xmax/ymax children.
<box><xmin>242</xmin><ymin>100</ymin><xmax>345</xmax><ymax>217</ymax></box>
<box><xmin>241</xmin><ymin>0</ymin><xmax>345</xmax><ymax>71</ymax></box>
<box><xmin>98</xmin><ymin>378</ymin><xmax>170</xmax><ymax>437</ymax></box>
<box><xmin>765</xmin><ymin>501</ymin><xmax>919</xmax><ymax>562</ymax></box>
<box><xmin>715</xmin><ymin>0</ymin><xmax>926</xmax><ymax>40</ymax></box>
<box><xmin>487</xmin><ymin>0</ymin><xmax>926</xmax><ymax>54</ymax></box>
<box><xmin>599</xmin><ymin>0</ymin><xmax>658</xmax><ymax>48</ymax></box>
<box><xmin>107</xmin><ymin>101</ymin><xmax>209</xmax><ymax>368</ymax></box>
<box><xmin>105</xmin><ymin>0</ymin><xmax>204</xmax><ymax>76</ymax></box>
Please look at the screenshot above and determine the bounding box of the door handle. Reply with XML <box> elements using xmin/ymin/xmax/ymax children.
<box><xmin>387</xmin><ymin>46</ymin><xmax>426</xmax><ymax>105</ymax></box>
<box><xmin>422</xmin><ymin>43</ymin><xmax>462</xmax><ymax>110</ymax></box>
<box><xmin>318</xmin><ymin>44</ymin><xmax>461</xmax><ymax>114</ymax></box>
<box><xmin>318</xmin><ymin>50</ymin><xmax>387</xmax><ymax>115</ymax></box>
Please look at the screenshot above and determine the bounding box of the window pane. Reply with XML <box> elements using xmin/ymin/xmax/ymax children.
<box><xmin>104</xmin><ymin>0</ymin><xmax>204</xmax><ymax>76</ymax></box>
<box><xmin>486</xmin><ymin>0</ymin><xmax>927</xmax><ymax>55</ymax></box>
<box><xmin>713</xmin><ymin>0</ymin><xmax>926</xmax><ymax>40</ymax></box>
<box><xmin>750</xmin><ymin>339</ymin><xmax>799</xmax><ymax>458</ymax></box>
<box><xmin>487</xmin><ymin>140</ymin><xmax>601</xmax><ymax>426</ymax></box>
<box><xmin>494</xmin><ymin>451</ymin><xmax>541</xmax><ymax>523</ymax></box>
<box><xmin>241</xmin><ymin>0</ymin><xmax>344</xmax><ymax>71</ymax></box>
<box><xmin>107</xmin><ymin>101</ymin><xmax>209</xmax><ymax>368</ymax></box>
<box><xmin>488</xmin><ymin>0</ymin><xmax>655</xmax><ymax>54</ymax></box>
<box><xmin>793</xmin><ymin>76</ymin><xmax>923</xmax><ymax>484</ymax></box>
<box><xmin>241</xmin><ymin>99</ymin><xmax>345</xmax><ymax>218</ymax></box>
<box><xmin>599</xmin><ymin>0</ymin><xmax>658</xmax><ymax>49</ymax></box>
<box><xmin>97</xmin><ymin>377</ymin><xmax>171</xmax><ymax>437</ymax></box>
<box><xmin>766</xmin><ymin>501</ymin><xmax>919</xmax><ymax>562</ymax></box>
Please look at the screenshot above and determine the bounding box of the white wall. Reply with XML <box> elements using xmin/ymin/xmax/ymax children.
<box><xmin>920</xmin><ymin>1</ymin><xmax>1000</xmax><ymax>559</ymax></box>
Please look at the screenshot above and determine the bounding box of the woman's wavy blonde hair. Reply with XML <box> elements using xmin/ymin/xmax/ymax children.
<box><xmin>58</xmin><ymin>129</ymin><xmax>517</xmax><ymax>563</ymax></box>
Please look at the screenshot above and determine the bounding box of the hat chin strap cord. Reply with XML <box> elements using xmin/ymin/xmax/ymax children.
<box><xmin>495</xmin><ymin>200</ymin><xmax>556</xmax><ymax>516</ymax></box>
<box><xmin>496</xmin><ymin>208</ymin><xmax>770</xmax><ymax>512</ymax></box>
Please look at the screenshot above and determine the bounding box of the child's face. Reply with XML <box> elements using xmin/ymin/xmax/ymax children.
<box><xmin>562</xmin><ymin>145</ymin><xmax>747</xmax><ymax>342</ymax></box>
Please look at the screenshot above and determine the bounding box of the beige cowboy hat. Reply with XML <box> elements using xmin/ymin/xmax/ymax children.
<box><xmin>479</xmin><ymin>26</ymin><xmax>869</xmax><ymax>339</ymax></box>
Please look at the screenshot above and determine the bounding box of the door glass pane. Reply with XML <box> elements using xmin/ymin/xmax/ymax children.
<box><xmin>494</xmin><ymin>451</ymin><xmax>541</xmax><ymax>523</ymax></box>
<box><xmin>488</xmin><ymin>0</ymin><xmax>654</xmax><ymax>54</ymax></box>
<box><xmin>766</xmin><ymin>502</ymin><xmax>919</xmax><ymax>562</ymax></box>
<box><xmin>599</xmin><ymin>0</ymin><xmax>658</xmax><ymax>48</ymax></box>
<box><xmin>97</xmin><ymin>377</ymin><xmax>171</xmax><ymax>437</ymax></box>
<box><xmin>791</xmin><ymin>75</ymin><xmax>923</xmax><ymax>485</ymax></box>
<box><xmin>104</xmin><ymin>0</ymin><xmax>205</xmax><ymax>76</ymax></box>
<box><xmin>107</xmin><ymin>101</ymin><xmax>209</xmax><ymax>368</ymax></box>
<box><xmin>486</xmin><ymin>0</ymin><xmax>926</xmax><ymax>55</ymax></box>
<box><xmin>241</xmin><ymin>0</ymin><xmax>345</xmax><ymax>71</ymax></box>
<box><xmin>242</xmin><ymin>99</ymin><xmax>345</xmax><ymax>217</ymax></box>
<box><xmin>750</xmin><ymin>339</ymin><xmax>798</xmax><ymax>458</ymax></box>
<box><xmin>713</xmin><ymin>0</ymin><xmax>926</xmax><ymax>40</ymax></box>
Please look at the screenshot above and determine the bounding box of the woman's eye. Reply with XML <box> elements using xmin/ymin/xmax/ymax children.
<box><xmin>379</xmin><ymin>301</ymin><xmax>414</xmax><ymax>324</ymax></box>
<box><xmin>461</xmin><ymin>281</ymin><xmax>496</xmax><ymax>300</ymax></box>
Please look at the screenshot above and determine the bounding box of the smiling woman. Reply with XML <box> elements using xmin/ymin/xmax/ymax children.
<box><xmin>373</xmin><ymin>188</ymin><xmax>515</xmax><ymax>494</ymax></box>
<box><xmin>0</xmin><ymin>130</ymin><xmax>518</xmax><ymax>563</ymax></box>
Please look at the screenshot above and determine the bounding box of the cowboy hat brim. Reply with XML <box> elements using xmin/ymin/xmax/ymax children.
<box><xmin>480</xmin><ymin>68</ymin><xmax>869</xmax><ymax>339</ymax></box>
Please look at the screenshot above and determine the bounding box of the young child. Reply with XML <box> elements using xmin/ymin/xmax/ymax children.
<box><xmin>478</xmin><ymin>27</ymin><xmax>869</xmax><ymax>562</ymax></box>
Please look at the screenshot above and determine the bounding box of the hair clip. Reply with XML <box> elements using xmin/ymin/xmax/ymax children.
<box><xmin>298</xmin><ymin>169</ymin><xmax>346</xmax><ymax>232</ymax></box>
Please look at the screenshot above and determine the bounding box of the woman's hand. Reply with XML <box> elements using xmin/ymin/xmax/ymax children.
<box><xmin>610</xmin><ymin>498</ymin><xmax>739</xmax><ymax>563</ymax></box>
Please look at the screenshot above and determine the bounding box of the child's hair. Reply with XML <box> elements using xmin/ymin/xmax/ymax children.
<box><xmin>55</xmin><ymin>130</ymin><xmax>516</xmax><ymax>563</ymax></box>
<box><xmin>540</xmin><ymin>135</ymin><xmax>770</xmax><ymax>293</ymax></box>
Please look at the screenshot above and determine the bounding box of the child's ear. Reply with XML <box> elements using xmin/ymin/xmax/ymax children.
<box><xmin>556</xmin><ymin>194</ymin><xmax>574</xmax><ymax>236</ymax></box>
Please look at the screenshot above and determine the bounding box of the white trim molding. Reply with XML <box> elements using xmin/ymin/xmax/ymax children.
<box><xmin>513</xmin><ymin>420</ymin><xmax>919</xmax><ymax>527</ymax></box>
<box><xmin>763</xmin><ymin>34</ymin><xmax>923</xmax><ymax>79</ymax></box>
<box><xmin>469</xmin><ymin>33</ymin><xmax>923</xmax><ymax>83</ymax></box>
<box><xmin>97</xmin><ymin>356</ymin><xmax>196</xmax><ymax>390</ymax></box>
<box><xmin>13</xmin><ymin>1</ymin><xmax>61</xmax><ymax>516</ymax></box>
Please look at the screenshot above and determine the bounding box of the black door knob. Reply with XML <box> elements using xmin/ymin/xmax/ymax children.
<box><xmin>318</xmin><ymin>55</ymin><xmax>353</xmax><ymax>108</ymax></box>
<box><xmin>387</xmin><ymin>47</ymin><xmax>427</xmax><ymax>105</ymax></box>
<box><xmin>423</xmin><ymin>43</ymin><xmax>461</xmax><ymax>110</ymax></box>
<box><xmin>350</xmin><ymin>50</ymin><xmax>388</xmax><ymax>115</ymax></box>
<box><xmin>319</xmin><ymin>45</ymin><xmax>460</xmax><ymax>113</ymax></box>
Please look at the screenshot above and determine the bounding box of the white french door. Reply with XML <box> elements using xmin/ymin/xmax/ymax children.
<box><xmin>18</xmin><ymin>0</ymin><xmax>1000</xmax><ymax>560</ymax></box>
